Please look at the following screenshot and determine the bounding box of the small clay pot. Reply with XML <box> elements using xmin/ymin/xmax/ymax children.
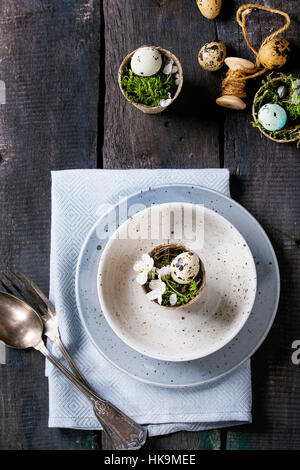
<box><xmin>118</xmin><ymin>46</ymin><xmax>183</xmax><ymax>114</ymax></box>
<box><xmin>142</xmin><ymin>243</ymin><xmax>206</xmax><ymax>310</ymax></box>
<box><xmin>252</xmin><ymin>77</ymin><xmax>300</xmax><ymax>144</ymax></box>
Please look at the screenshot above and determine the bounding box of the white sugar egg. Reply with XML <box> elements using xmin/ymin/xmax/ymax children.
<box><xmin>258</xmin><ymin>103</ymin><xmax>287</xmax><ymax>131</ymax></box>
<box><xmin>170</xmin><ymin>251</ymin><xmax>200</xmax><ymax>285</ymax></box>
<box><xmin>131</xmin><ymin>47</ymin><xmax>162</xmax><ymax>77</ymax></box>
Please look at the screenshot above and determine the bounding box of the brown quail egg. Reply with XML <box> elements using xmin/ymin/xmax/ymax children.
<box><xmin>196</xmin><ymin>0</ymin><xmax>222</xmax><ymax>20</ymax></box>
<box><xmin>131</xmin><ymin>47</ymin><xmax>162</xmax><ymax>77</ymax></box>
<box><xmin>170</xmin><ymin>252</ymin><xmax>200</xmax><ymax>285</ymax></box>
<box><xmin>198</xmin><ymin>41</ymin><xmax>226</xmax><ymax>71</ymax></box>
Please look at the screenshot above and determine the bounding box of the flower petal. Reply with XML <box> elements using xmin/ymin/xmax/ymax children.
<box><xmin>157</xmin><ymin>265</ymin><xmax>171</xmax><ymax>278</ymax></box>
<box><xmin>136</xmin><ymin>270</ymin><xmax>148</xmax><ymax>285</ymax></box>
<box><xmin>149</xmin><ymin>279</ymin><xmax>166</xmax><ymax>294</ymax></box>
<box><xmin>133</xmin><ymin>260</ymin><xmax>145</xmax><ymax>272</ymax></box>
<box><xmin>169</xmin><ymin>293</ymin><xmax>177</xmax><ymax>306</ymax></box>
<box><xmin>142</xmin><ymin>254</ymin><xmax>154</xmax><ymax>271</ymax></box>
<box><xmin>159</xmin><ymin>98</ymin><xmax>172</xmax><ymax>107</ymax></box>
<box><xmin>162</xmin><ymin>59</ymin><xmax>174</xmax><ymax>75</ymax></box>
<box><xmin>146</xmin><ymin>289</ymin><xmax>160</xmax><ymax>300</ymax></box>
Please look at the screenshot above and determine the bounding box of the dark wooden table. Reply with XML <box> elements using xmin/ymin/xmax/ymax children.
<box><xmin>0</xmin><ymin>0</ymin><xmax>299</xmax><ymax>450</ymax></box>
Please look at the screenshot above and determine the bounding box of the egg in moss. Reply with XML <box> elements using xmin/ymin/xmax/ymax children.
<box><xmin>258</xmin><ymin>103</ymin><xmax>287</xmax><ymax>131</ymax></box>
<box><xmin>170</xmin><ymin>252</ymin><xmax>200</xmax><ymax>285</ymax></box>
<box><xmin>131</xmin><ymin>47</ymin><xmax>162</xmax><ymax>77</ymax></box>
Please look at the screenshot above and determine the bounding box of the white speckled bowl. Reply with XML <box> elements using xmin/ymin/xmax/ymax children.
<box><xmin>97</xmin><ymin>203</ymin><xmax>257</xmax><ymax>362</ymax></box>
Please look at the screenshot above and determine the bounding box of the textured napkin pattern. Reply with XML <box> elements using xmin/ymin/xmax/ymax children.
<box><xmin>48</xmin><ymin>169</ymin><xmax>252</xmax><ymax>435</ymax></box>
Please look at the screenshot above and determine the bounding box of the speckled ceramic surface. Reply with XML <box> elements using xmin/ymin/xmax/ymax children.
<box><xmin>97</xmin><ymin>203</ymin><xmax>257</xmax><ymax>362</ymax></box>
<box><xmin>75</xmin><ymin>185</ymin><xmax>280</xmax><ymax>387</ymax></box>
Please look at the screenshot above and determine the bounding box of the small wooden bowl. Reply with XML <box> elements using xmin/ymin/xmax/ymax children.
<box><xmin>142</xmin><ymin>243</ymin><xmax>206</xmax><ymax>310</ymax></box>
<box><xmin>118</xmin><ymin>46</ymin><xmax>183</xmax><ymax>114</ymax></box>
<box><xmin>252</xmin><ymin>77</ymin><xmax>300</xmax><ymax>144</ymax></box>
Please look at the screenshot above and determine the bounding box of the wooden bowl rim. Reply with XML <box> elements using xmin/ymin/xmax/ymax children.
<box><xmin>252</xmin><ymin>76</ymin><xmax>299</xmax><ymax>143</ymax></box>
<box><xmin>118</xmin><ymin>45</ymin><xmax>183</xmax><ymax>113</ymax></box>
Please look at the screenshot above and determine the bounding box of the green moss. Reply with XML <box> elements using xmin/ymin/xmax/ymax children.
<box><xmin>121</xmin><ymin>69</ymin><xmax>177</xmax><ymax>107</ymax></box>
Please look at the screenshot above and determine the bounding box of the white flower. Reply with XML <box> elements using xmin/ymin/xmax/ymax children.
<box><xmin>146</xmin><ymin>279</ymin><xmax>166</xmax><ymax>305</ymax></box>
<box><xmin>169</xmin><ymin>293</ymin><xmax>177</xmax><ymax>306</ymax></box>
<box><xmin>157</xmin><ymin>265</ymin><xmax>171</xmax><ymax>278</ymax></box>
<box><xmin>133</xmin><ymin>254</ymin><xmax>154</xmax><ymax>285</ymax></box>
<box><xmin>160</xmin><ymin>92</ymin><xmax>172</xmax><ymax>107</ymax></box>
<box><xmin>162</xmin><ymin>59</ymin><xmax>178</xmax><ymax>76</ymax></box>
<box><xmin>175</xmin><ymin>72</ymin><xmax>180</xmax><ymax>86</ymax></box>
<box><xmin>163</xmin><ymin>59</ymin><xmax>174</xmax><ymax>75</ymax></box>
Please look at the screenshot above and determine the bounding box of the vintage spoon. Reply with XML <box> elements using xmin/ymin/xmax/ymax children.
<box><xmin>0</xmin><ymin>292</ymin><xmax>147</xmax><ymax>450</ymax></box>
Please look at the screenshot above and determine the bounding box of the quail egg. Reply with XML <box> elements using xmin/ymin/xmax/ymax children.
<box><xmin>258</xmin><ymin>38</ymin><xmax>290</xmax><ymax>70</ymax></box>
<box><xmin>170</xmin><ymin>251</ymin><xmax>200</xmax><ymax>285</ymax></box>
<box><xmin>131</xmin><ymin>47</ymin><xmax>162</xmax><ymax>77</ymax></box>
<box><xmin>196</xmin><ymin>0</ymin><xmax>222</xmax><ymax>20</ymax></box>
<box><xmin>258</xmin><ymin>103</ymin><xmax>287</xmax><ymax>131</ymax></box>
<box><xmin>198</xmin><ymin>41</ymin><xmax>226</xmax><ymax>71</ymax></box>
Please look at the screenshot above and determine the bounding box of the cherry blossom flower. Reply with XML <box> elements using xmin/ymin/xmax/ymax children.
<box><xmin>157</xmin><ymin>265</ymin><xmax>171</xmax><ymax>278</ymax></box>
<box><xmin>133</xmin><ymin>254</ymin><xmax>154</xmax><ymax>285</ymax></box>
<box><xmin>160</xmin><ymin>92</ymin><xmax>172</xmax><ymax>107</ymax></box>
<box><xmin>163</xmin><ymin>59</ymin><xmax>174</xmax><ymax>75</ymax></box>
<box><xmin>146</xmin><ymin>278</ymin><xmax>166</xmax><ymax>305</ymax></box>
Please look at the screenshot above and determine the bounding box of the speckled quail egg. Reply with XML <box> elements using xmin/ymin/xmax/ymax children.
<box><xmin>196</xmin><ymin>0</ymin><xmax>222</xmax><ymax>20</ymax></box>
<box><xmin>258</xmin><ymin>103</ymin><xmax>287</xmax><ymax>131</ymax></box>
<box><xmin>170</xmin><ymin>252</ymin><xmax>200</xmax><ymax>285</ymax></box>
<box><xmin>198</xmin><ymin>41</ymin><xmax>226</xmax><ymax>71</ymax></box>
<box><xmin>131</xmin><ymin>47</ymin><xmax>162</xmax><ymax>77</ymax></box>
<box><xmin>258</xmin><ymin>38</ymin><xmax>290</xmax><ymax>70</ymax></box>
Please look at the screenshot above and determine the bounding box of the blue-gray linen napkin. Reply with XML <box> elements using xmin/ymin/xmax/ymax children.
<box><xmin>48</xmin><ymin>169</ymin><xmax>251</xmax><ymax>435</ymax></box>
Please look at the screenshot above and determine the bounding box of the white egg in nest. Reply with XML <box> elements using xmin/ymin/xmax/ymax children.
<box><xmin>131</xmin><ymin>47</ymin><xmax>162</xmax><ymax>77</ymax></box>
<box><xmin>170</xmin><ymin>251</ymin><xmax>200</xmax><ymax>285</ymax></box>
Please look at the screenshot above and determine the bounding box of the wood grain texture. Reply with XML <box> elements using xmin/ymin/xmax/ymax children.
<box><xmin>216</xmin><ymin>0</ymin><xmax>300</xmax><ymax>450</ymax></box>
<box><xmin>0</xmin><ymin>0</ymin><xmax>100</xmax><ymax>449</ymax></box>
<box><xmin>102</xmin><ymin>0</ymin><xmax>220</xmax><ymax>170</ymax></box>
<box><xmin>0</xmin><ymin>0</ymin><xmax>299</xmax><ymax>451</ymax></box>
<box><xmin>101</xmin><ymin>0</ymin><xmax>223</xmax><ymax>450</ymax></box>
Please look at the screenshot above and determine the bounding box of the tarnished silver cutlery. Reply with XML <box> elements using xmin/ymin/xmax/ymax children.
<box><xmin>0</xmin><ymin>269</ymin><xmax>147</xmax><ymax>450</ymax></box>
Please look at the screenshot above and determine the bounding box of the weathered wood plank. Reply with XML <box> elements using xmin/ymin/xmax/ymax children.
<box><xmin>1</xmin><ymin>0</ymin><xmax>299</xmax><ymax>451</ymax></box>
<box><xmin>0</xmin><ymin>0</ymin><xmax>100</xmax><ymax>449</ymax></box>
<box><xmin>216</xmin><ymin>0</ymin><xmax>300</xmax><ymax>450</ymax></box>
<box><xmin>102</xmin><ymin>0</ymin><xmax>222</xmax><ymax>450</ymax></box>
<box><xmin>103</xmin><ymin>0</ymin><xmax>220</xmax><ymax>170</ymax></box>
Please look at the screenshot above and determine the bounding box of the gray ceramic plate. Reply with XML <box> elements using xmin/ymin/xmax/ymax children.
<box><xmin>75</xmin><ymin>185</ymin><xmax>280</xmax><ymax>388</ymax></box>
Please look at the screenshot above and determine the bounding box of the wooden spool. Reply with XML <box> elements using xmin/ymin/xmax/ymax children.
<box><xmin>216</xmin><ymin>57</ymin><xmax>256</xmax><ymax>110</ymax></box>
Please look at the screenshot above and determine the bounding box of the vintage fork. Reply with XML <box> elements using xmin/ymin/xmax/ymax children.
<box><xmin>0</xmin><ymin>268</ymin><xmax>147</xmax><ymax>450</ymax></box>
